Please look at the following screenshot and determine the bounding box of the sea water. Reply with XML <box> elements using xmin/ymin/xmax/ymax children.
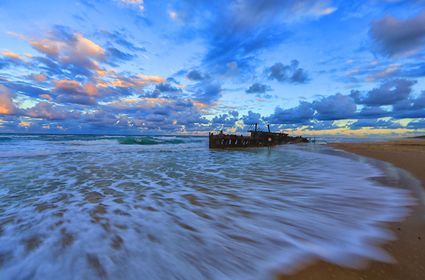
<box><xmin>0</xmin><ymin>135</ymin><xmax>415</xmax><ymax>279</ymax></box>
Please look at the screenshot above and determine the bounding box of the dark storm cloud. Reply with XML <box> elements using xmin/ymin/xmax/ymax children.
<box><xmin>352</xmin><ymin>79</ymin><xmax>416</xmax><ymax>106</ymax></box>
<box><xmin>267</xmin><ymin>102</ymin><xmax>315</xmax><ymax>124</ymax></box>
<box><xmin>245</xmin><ymin>83</ymin><xmax>271</xmax><ymax>94</ymax></box>
<box><xmin>370</xmin><ymin>10</ymin><xmax>425</xmax><ymax>57</ymax></box>
<box><xmin>357</xmin><ymin>106</ymin><xmax>388</xmax><ymax>118</ymax></box>
<box><xmin>191</xmin><ymin>81</ymin><xmax>222</xmax><ymax>104</ymax></box>
<box><xmin>56</xmin><ymin>94</ymin><xmax>98</xmax><ymax>105</ymax></box>
<box><xmin>242</xmin><ymin>111</ymin><xmax>262</xmax><ymax>125</ymax></box>
<box><xmin>266</xmin><ymin>60</ymin><xmax>309</xmax><ymax>84</ymax></box>
<box><xmin>186</xmin><ymin>70</ymin><xmax>209</xmax><ymax>81</ymax></box>
<box><xmin>313</xmin><ymin>93</ymin><xmax>356</xmax><ymax>120</ymax></box>
<box><xmin>391</xmin><ymin>91</ymin><xmax>425</xmax><ymax>118</ymax></box>
<box><xmin>212</xmin><ymin>111</ymin><xmax>239</xmax><ymax>127</ymax></box>
<box><xmin>264</xmin><ymin>78</ymin><xmax>424</xmax><ymax>126</ymax></box>
<box><xmin>155</xmin><ymin>83</ymin><xmax>182</xmax><ymax>93</ymax></box>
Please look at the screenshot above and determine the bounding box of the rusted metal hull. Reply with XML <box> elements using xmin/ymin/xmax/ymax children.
<box><xmin>209</xmin><ymin>131</ymin><xmax>309</xmax><ymax>148</ymax></box>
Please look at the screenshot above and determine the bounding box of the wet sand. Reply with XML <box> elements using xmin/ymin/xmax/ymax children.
<box><xmin>279</xmin><ymin>139</ymin><xmax>425</xmax><ymax>280</ymax></box>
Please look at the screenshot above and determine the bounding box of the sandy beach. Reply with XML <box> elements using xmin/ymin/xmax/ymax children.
<box><xmin>280</xmin><ymin>138</ymin><xmax>425</xmax><ymax>280</ymax></box>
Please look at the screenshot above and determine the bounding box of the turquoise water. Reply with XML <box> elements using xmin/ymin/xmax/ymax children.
<box><xmin>0</xmin><ymin>135</ymin><xmax>414</xmax><ymax>279</ymax></box>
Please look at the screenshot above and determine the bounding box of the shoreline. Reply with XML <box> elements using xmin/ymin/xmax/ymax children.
<box><xmin>279</xmin><ymin>139</ymin><xmax>425</xmax><ymax>280</ymax></box>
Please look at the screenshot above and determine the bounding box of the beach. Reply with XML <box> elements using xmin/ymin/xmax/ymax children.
<box><xmin>280</xmin><ymin>138</ymin><xmax>425</xmax><ymax>280</ymax></box>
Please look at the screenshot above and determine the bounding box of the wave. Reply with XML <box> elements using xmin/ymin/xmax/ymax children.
<box><xmin>118</xmin><ymin>136</ymin><xmax>186</xmax><ymax>145</ymax></box>
<box><xmin>0</xmin><ymin>137</ymin><xmax>13</xmax><ymax>142</ymax></box>
<box><xmin>0</xmin><ymin>134</ymin><xmax>204</xmax><ymax>145</ymax></box>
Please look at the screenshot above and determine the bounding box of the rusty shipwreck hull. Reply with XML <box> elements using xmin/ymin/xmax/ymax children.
<box><xmin>209</xmin><ymin>131</ymin><xmax>309</xmax><ymax>149</ymax></box>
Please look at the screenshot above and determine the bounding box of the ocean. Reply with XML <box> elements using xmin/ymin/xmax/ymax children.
<box><xmin>0</xmin><ymin>134</ymin><xmax>415</xmax><ymax>279</ymax></box>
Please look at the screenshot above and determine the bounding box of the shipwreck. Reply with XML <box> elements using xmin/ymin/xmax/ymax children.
<box><xmin>209</xmin><ymin>123</ymin><xmax>309</xmax><ymax>148</ymax></box>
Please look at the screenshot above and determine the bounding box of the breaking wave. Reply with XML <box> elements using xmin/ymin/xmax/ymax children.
<box><xmin>118</xmin><ymin>136</ymin><xmax>186</xmax><ymax>145</ymax></box>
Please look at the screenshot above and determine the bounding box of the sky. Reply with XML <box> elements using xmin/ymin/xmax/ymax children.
<box><xmin>1</xmin><ymin>0</ymin><xmax>425</xmax><ymax>136</ymax></box>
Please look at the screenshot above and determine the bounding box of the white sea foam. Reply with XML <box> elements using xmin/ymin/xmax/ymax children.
<box><xmin>0</xmin><ymin>138</ymin><xmax>415</xmax><ymax>280</ymax></box>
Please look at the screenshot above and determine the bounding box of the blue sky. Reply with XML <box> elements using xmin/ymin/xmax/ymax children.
<box><xmin>1</xmin><ymin>0</ymin><xmax>425</xmax><ymax>135</ymax></box>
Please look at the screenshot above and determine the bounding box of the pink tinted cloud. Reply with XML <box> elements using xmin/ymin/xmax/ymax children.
<box><xmin>0</xmin><ymin>85</ymin><xmax>17</xmax><ymax>115</ymax></box>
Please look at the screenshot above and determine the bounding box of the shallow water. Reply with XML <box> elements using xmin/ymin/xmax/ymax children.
<box><xmin>0</xmin><ymin>135</ymin><xmax>415</xmax><ymax>279</ymax></box>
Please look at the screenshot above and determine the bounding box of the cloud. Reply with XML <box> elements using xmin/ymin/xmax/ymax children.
<box><xmin>186</xmin><ymin>70</ymin><xmax>209</xmax><ymax>81</ymax></box>
<box><xmin>0</xmin><ymin>79</ymin><xmax>51</xmax><ymax>99</ymax></box>
<box><xmin>246</xmin><ymin>83</ymin><xmax>272</xmax><ymax>94</ymax></box>
<box><xmin>139</xmin><ymin>75</ymin><xmax>165</xmax><ymax>84</ymax></box>
<box><xmin>413</xmin><ymin>91</ymin><xmax>425</xmax><ymax>109</ymax></box>
<box><xmin>174</xmin><ymin>0</ymin><xmax>335</xmax><ymax>73</ymax></box>
<box><xmin>2</xmin><ymin>28</ymin><xmax>216</xmax><ymax>134</ymax></box>
<box><xmin>56</xmin><ymin>94</ymin><xmax>98</xmax><ymax>105</ymax></box>
<box><xmin>266</xmin><ymin>60</ymin><xmax>309</xmax><ymax>83</ymax></box>
<box><xmin>399</xmin><ymin>62</ymin><xmax>425</xmax><ymax>77</ymax></box>
<box><xmin>100</xmin><ymin>96</ymin><xmax>208</xmax><ymax>131</ymax></box>
<box><xmin>175</xmin><ymin>1</ymin><xmax>285</xmax><ymax>65</ymax></box>
<box><xmin>34</xmin><ymin>32</ymin><xmax>104</xmax><ymax>61</ymax></box>
<box><xmin>54</xmin><ymin>80</ymin><xmax>98</xmax><ymax>96</ymax></box>
<box><xmin>0</xmin><ymin>85</ymin><xmax>18</xmax><ymax>115</ymax></box>
<box><xmin>117</xmin><ymin>0</ymin><xmax>144</xmax><ymax>11</ymax></box>
<box><xmin>370</xmin><ymin>10</ymin><xmax>425</xmax><ymax>57</ymax></box>
<box><xmin>357</xmin><ymin>106</ymin><xmax>388</xmax><ymax>118</ymax></box>
<box><xmin>101</xmin><ymin>30</ymin><xmax>146</xmax><ymax>52</ymax></box>
<box><xmin>313</xmin><ymin>93</ymin><xmax>357</xmax><ymax>120</ymax></box>
<box><xmin>53</xmin><ymin>80</ymin><xmax>99</xmax><ymax>105</ymax></box>
<box><xmin>352</xmin><ymin>79</ymin><xmax>416</xmax><ymax>106</ymax></box>
<box><xmin>407</xmin><ymin>118</ymin><xmax>425</xmax><ymax>129</ymax></box>
<box><xmin>212</xmin><ymin>111</ymin><xmax>239</xmax><ymax>127</ymax></box>
<box><xmin>106</xmin><ymin>47</ymin><xmax>136</xmax><ymax>63</ymax></box>
<box><xmin>29</xmin><ymin>73</ymin><xmax>47</xmax><ymax>82</ymax></box>
<box><xmin>0</xmin><ymin>50</ymin><xmax>25</xmax><ymax>69</ymax></box>
<box><xmin>242</xmin><ymin>110</ymin><xmax>262</xmax><ymax>125</ymax></box>
<box><xmin>191</xmin><ymin>81</ymin><xmax>222</xmax><ymax>104</ymax></box>
<box><xmin>349</xmin><ymin>118</ymin><xmax>404</xmax><ymax>130</ymax></box>
<box><xmin>2</xmin><ymin>50</ymin><xmax>22</xmax><ymax>60</ymax></box>
<box><xmin>12</xmin><ymin>28</ymin><xmax>106</xmax><ymax>77</ymax></box>
<box><xmin>155</xmin><ymin>82</ymin><xmax>182</xmax><ymax>93</ymax></box>
<box><xmin>105</xmin><ymin>74</ymin><xmax>165</xmax><ymax>90</ymax></box>
<box><xmin>391</xmin><ymin>90</ymin><xmax>425</xmax><ymax>118</ymax></box>
<box><xmin>2</xmin><ymin>28</ymin><xmax>166</xmax><ymax>106</ymax></box>
<box><xmin>25</xmin><ymin>102</ymin><xmax>80</xmax><ymax>120</ymax></box>
<box><xmin>267</xmin><ymin>101</ymin><xmax>314</xmax><ymax>124</ymax></box>
<box><xmin>264</xmin><ymin>78</ymin><xmax>423</xmax><ymax>126</ymax></box>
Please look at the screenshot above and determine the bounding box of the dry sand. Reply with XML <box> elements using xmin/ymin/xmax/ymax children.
<box><xmin>279</xmin><ymin>138</ymin><xmax>425</xmax><ymax>280</ymax></box>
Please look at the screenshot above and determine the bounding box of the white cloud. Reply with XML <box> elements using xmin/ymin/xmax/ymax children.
<box><xmin>117</xmin><ymin>0</ymin><xmax>144</xmax><ymax>11</ymax></box>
